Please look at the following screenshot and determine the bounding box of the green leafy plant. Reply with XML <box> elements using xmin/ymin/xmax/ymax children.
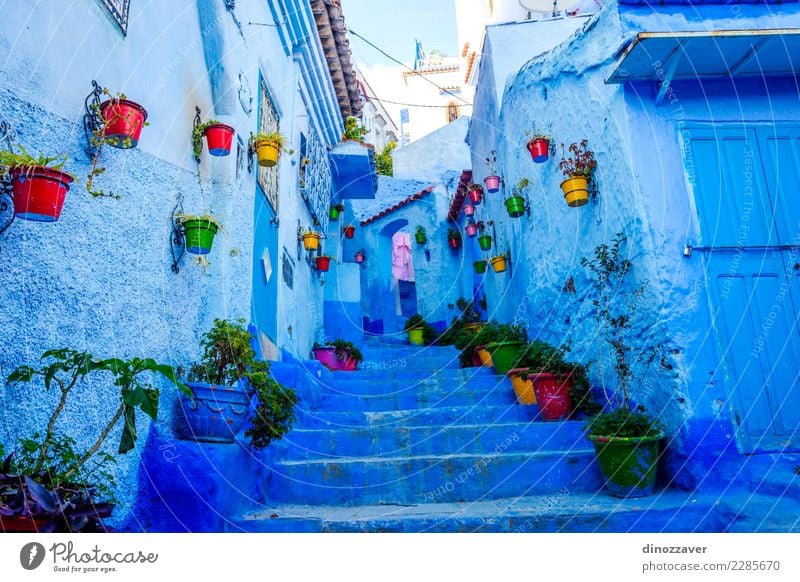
<box><xmin>580</xmin><ymin>233</ymin><xmax>667</xmax><ymax>436</ymax></box>
<box><xmin>253</xmin><ymin>131</ymin><xmax>290</xmax><ymax>153</ymax></box>
<box><xmin>0</xmin><ymin>146</ymin><xmax>72</xmax><ymax>177</ymax></box>
<box><xmin>176</xmin><ymin>213</ymin><xmax>225</xmax><ymax>231</ymax></box>
<box><xmin>187</xmin><ymin>319</ymin><xmax>298</xmax><ymax>450</ymax></box>
<box><xmin>468</xmin><ymin>183</ymin><xmax>484</xmax><ymax>193</ymax></box>
<box><xmin>343</xmin><ymin>116</ymin><xmax>367</xmax><ymax>141</ymax></box>
<box><xmin>415</xmin><ymin>226</ymin><xmax>427</xmax><ymax>242</ymax></box>
<box><xmin>375</xmin><ymin>141</ymin><xmax>396</xmax><ymax>176</ymax></box>
<box><xmin>512</xmin><ymin>178</ymin><xmax>530</xmax><ymax>198</ymax></box>
<box><xmin>584</xmin><ymin>407</ymin><xmax>663</xmax><ymax>439</ymax></box>
<box><xmin>403</xmin><ymin>314</ymin><xmax>437</xmax><ymax>345</ymax></box>
<box><xmin>437</xmin><ymin>298</ymin><xmax>483</xmax><ymax>346</ymax></box>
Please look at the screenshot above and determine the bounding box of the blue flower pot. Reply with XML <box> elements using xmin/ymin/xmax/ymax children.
<box><xmin>175</xmin><ymin>381</ymin><xmax>252</xmax><ymax>443</ymax></box>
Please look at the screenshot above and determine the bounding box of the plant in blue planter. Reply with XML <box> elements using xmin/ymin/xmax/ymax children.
<box><xmin>178</xmin><ymin>319</ymin><xmax>297</xmax><ymax>447</ymax></box>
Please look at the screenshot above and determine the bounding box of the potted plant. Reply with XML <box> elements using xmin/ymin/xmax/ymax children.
<box><xmin>342</xmin><ymin>116</ymin><xmax>368</xmax><ymax>142</ymax></box>
<box><xmin>99</xmin><ymin>95</ymin><xmax>148</xmax><ymax>149</ymax></box>
<box><xmin>252</xmin><ymin>131</ymin><xmax>288</xmax><ymax>167</ymax></box>
<box><xmin>467</xmin><ymin>183</ymin><xmax>484</xmax><ymax>205</ymax></box>
<box><xmin>343</xmin><ymin>224</ymin><xmax>356</xmax><ymax>239</ymax></box>
<box><xmin>477</xmin><ymin>221</ymin><xmax>492</xmax><ymax>251</ymax></box>
<box><xmin>581</xmin><ymin>233</ymin><xmax>666</xmax><ymax>497</ymax></box>
<box><xmin>0</xmin><ymin>149</ymin><xmax>75</xmax><ymax>222</ymax></box>
<box><xmin>329</xmin><ymin>203</ymin><xmax>345</xmax><ymax>221</ymax></box>
<box><xmin>4</xmin><ymin>348</ymin><xmax>187</xmax><ymax>531</ymax></box>
<box><xmin>463</xmin><ymin>203</ymin><xmax>475</xmax><ymax>217</ymax></box>
<box><xmin>178</xmin><ymin>213</ymin><xmax>223</xmax><ymax>255</ymax></box>
<box><xmin>491</xmin><ymin>253</ymin><xmax>508</xmax><ymax>273</ymax></box>
<box><xmin>459</xmin><ymin>321</ymin><xmax>504</xmax><ymax>368</ymax></box>
<box><xmin>436</xmin><ymin>298</ymin><xmax>485</xmax><ymax>348</ymax></box>
<box><xmin>301</xmin><ymin>229</ymin><xmax>321</xmax><ymax>251</ymax></box>
<box><xmin>193</xmin><ymin>119</ymin><xmax>235</xmax><ymax>158</ymax></box>
<box><xmin>526</xmin><ymin>131</ymin><xmax>551</xmax><ymax>163</ymax></box>
<box><xmin>473</xmin><ymin>259</ymin><xmax>487</xmax><ymax>274</ymax></box>
<box><xmin>414</xmin><ymin>226</ymin><xmax>427</xmax><ymax>245</ymax></box>
<box><xmin>447</xmin><ymin>227</ymin><xmax>462</xmax><ymax>250</ymax></box>
<box><xmin>465</xmin><ymin>219</ymin><xmax>478</xmax><ymax>238</ymax></box>
<box><xmin>506</xmin><ymin>178</ymin><xmax>529</xmax><ymax>218</ymax></box>
<box><xmin>312</xmin><ymin>339</ymin><xmax>363</xmax><ymax>371</ymax></box>
<box><xmin>484</xmin><ymin>150</ymin><xmax>501</xmax><ymax>193</ymax></box>
<box><xmin>314</xmin><ymin>255</ymin><xmax>333</xmax><ymax>272</ymax></box>
<box><xmin>403</xmin><ymin>314</ymin><xmax>434</xmax><ymax>346</ymax></box>
<box><xmin>354</xmin><ymin>249</ymin><xmax>366</xmax><ymax>263</ymax></box>
<box><xmin>559</xmin><ymin>140</ymin><xmax>596</xmax><ymax>207</ymax></box>
<box><xmin>485</xmin><ymin>323</ymin><xmax>528</xmax><ymax>375</ymax></box>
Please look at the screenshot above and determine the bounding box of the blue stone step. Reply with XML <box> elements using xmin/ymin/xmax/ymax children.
<box><xmin>358</xmin><ymin>346</ymin><xmax>462</xmax><ymax>370</ymax></box>
<box><xmin>271</xmin><ymin>421</ymin><xmax>588</xmax><ymax>460</ymax></box>
<box><xmin>322</xmin><ymin>367</ymin><xmax>497</xmax><ymax>389</ymax></box>
<box><xmin>295</xmin><ymin>403</ymin><xmax>542</xmax><ymax>429</ymax></box>
<box><xmin>231</xmin><ymin>491</ymin><xmax>746</xmax><ymax>533</ymax></box>
<box><xmin>266</xmin><ymin>449</ymin><xmax>602</xmax><ymax>505</ymax></box>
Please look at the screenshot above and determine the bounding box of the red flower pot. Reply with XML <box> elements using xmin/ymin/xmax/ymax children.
<box><xmin>340</xmin><ymin>354</ymin><xmax>359</xmax><ymax>371</ymax></box>
<box><xmin>315</xmin><ymin>256</ymin><xmax>332</xmax><ymax>272</ymax></box>
<box><xmin>468</xmin><ymin>189</ymin><xmax>482</xmax><ymax>205</ymax></box>
<box><xmin>204</xmin><ymin>123</ymin><xmax>235</xmax><ymax>156</ymax></box>
<box><xmin>355</xmin><ymin>252</ymin><xmax>364</xmax><ymax>263</ymax></box>
<box><xmin>312</xmin><ymin>347</ymin><xmax>339</xmax><ymax>370</ymax></box>
<box><xmin>527</xmin><ymin>138</ymin><xmax>550</xmax><ymax>163</ymax></box>
<box><xmin>463</xmin><ymin>204</ymin><xmax>475</xmax><ymax>217</ymax></box>
<box><xmin>0</xmin><ymin>516</ymin><xmax>49</xmax><ymax>532</ymax></box>
<box><xmin>470</xmin><ymin>350</ymin><xmax>483</xmax><ymax>367</ymax></box>
<box><xmin>484</xmin><ymin>175</ymin><xmax>501</xmax><ymax>193</ymax></box>
<box><xmin>528</xmin><ymin>373</ymin><xmax>573</xmax><ymax>421</ymax></box>
<box><xmin>344</xmin><ymin>225</ymin><xmax>356</xmax><ymax>239</ymax></box>
<box><xmin>448</xmin><ymin>236</ymin><xmax>461</xmax><ymax>250</ymax></box>
<box><xmin>465</xmin><ymin>223</ymin><xmax>478</xmax><ymax>237</ymax></box>
<box><xmin>10</xmin><ymin>166</ymin><xmax>74</xmax><ymax>222</ymax></box>
<box><xmin>99</xmin><ymin>99</ymin><xmax>148</xmax><ymax>149</ymax></box>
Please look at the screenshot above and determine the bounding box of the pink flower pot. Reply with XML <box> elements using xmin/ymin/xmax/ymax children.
<box><xmin>463</xmin><ymin>204</ymin><xmax>475</xmax><ymax>217</ymax></box>
<box><xmin>465</xmin><ymin>223</ymin><xmax>478</xmax><ymax>237</ymax></box>
<box><xmin>484</xmin><ymin>175</ymin><xmax>501</xmax><ymax>193</ymax></box>
<box><xmin>312</xmin><ymin>347</ymin><xmax>339</xmax><ymax>370</ymax></box>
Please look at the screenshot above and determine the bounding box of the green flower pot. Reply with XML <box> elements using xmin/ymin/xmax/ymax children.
<box><xmin>407</xmin><ymin>328</ymin><xmax>425</xmax><ymax>345</ymax></box>
<box><xmin>415</xmin><ymin>233</ymin><xmax>427</xmax><ymax>245</ymax></box>
<box><xmin>486</xmin><ymin>341</ymin><xmax>525</xmax><ymax>375</ymax></box>
<box><xmin>473</xmin><ymin>260</ymin><xmax>487</xmax><ymax>274</ymax></box>
<box><xmin>587</xmin><ymin>433</ymin><xmax>664</xmax><ymax>498</ymax></box>
<box><xmin>329</xmin><ymin>206</ymin><xmax>341</xmax><ymax>220</ymax></box>
<box><xmin>183</xmin><ymin>219</ymin><xmax>219</xmax><ymax>255</ymax></box>
<box><xmin>478</xmin><ymin>234</ymin><xmax>492</xmax><ymax>251</ymax></box>
<box><xmin>505</xmin><ymin>196</ymin><xmax>526</xmax><ymax>218</ymax></box>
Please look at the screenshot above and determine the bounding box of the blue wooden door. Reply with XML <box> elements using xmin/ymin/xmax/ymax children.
<box><xmin>685</xmin><ymin>123</ymin><xmax>800</xmax><ymax>453</ymax></box>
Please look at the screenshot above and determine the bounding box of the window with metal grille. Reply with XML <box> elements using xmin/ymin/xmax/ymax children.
<box><xmin>298</xmin><ymin>127</ymin><xmax>332</xmax><ymax>233</ymax></box>
<box><xmin>257</xmin><ymin>78</ymin><xmax>280</xmax><ymax>211</ymax></box>
<box><xmin>97</xmin><ymin>0</ymin><xmax>131</xmax><ymax>35</ymax></box>
<box><xmin>447</xmin><ymin>102</ymin><xmax>460</xmax><ymax>123</ymax></box>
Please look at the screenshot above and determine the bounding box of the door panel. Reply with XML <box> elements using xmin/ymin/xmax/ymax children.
<box><xmin>685</xmin><ymin>124</ymin><xmax>800</xmax><ymax>452</ymax></box>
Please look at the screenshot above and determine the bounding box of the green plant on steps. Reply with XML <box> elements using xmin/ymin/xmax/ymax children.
<box><xmin>438</xmin><ymin>298</ymin><xmax>483</xmax><ymax>346</ymax></box>
<box><xmin>187</xmin><ymin>319</ymin><xmax>298</xmax><ymax>450</ymax></box>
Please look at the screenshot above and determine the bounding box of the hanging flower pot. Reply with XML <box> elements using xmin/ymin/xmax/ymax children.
<box><xmin>478</xmin><ymin>234</ymin><xmax>492</xmax><ymax>251</ymax></box>
<box><xmin>10</xmin><ymin>166</ymin><xmax>75</xmax><ymax>222</ymax></box>
<box><xmin>484</xmin><ymin>175</ymin><xmax>501</xmax><ymax>193</ymax></box>
<box><xmin>354</xmin><ymin>250</ymin><xmax>365</xmax><ymax>263</ymax></box>
<box><xmin>465</xmin><ymin>222</ymin><xmax>478</xmax><ymax>238</ymax></box>
<box><xmin>473</xmin><ymin>260</ymin><xmax>487</xmax><ymax>274</ymax></box>
<box><xmin>447</xmin><ymin>229</ymin><xmax>462</xmax><ymax>250</ymax></box>
<box><xmin>182</xmin><ymin>217</ymin><xmax>220</xmax><ymax>255</ymax></box>
<box><xmin>99</xmin><ymin>98</ymin><xmax>148</xmax><ymax>149</ymax></box>
<box><xmin>329</xmin><ymin>205</ymin><xmax>343</xmax><ymax>221</ymax></box>
<box><xmin>315</xmin><ymin>255</ymin><xmax>333</xmax><ymax>272</ymax></box>
<box><xmin>415</xmin><ymin>226</ymin><xmax>427</xmax><ymax>245</ymax></box>
<box><xmin>527</xmin><ymin>137</ymin><xmax>550</xmax><ymax>163</ymax></box>
<box><xmin>528</xmin><ymin>373</ymin><xmax>573</xmax><ymax>421</ymax></box>
<box><xmin>203</xmin><ymin>123</ymin><xmax>235</xmax><ymax>156</ymax></box>
<box><xmin>491</xmin><ymin>255</ymin><xmax>507</xmax><ymax>273</ymax></box>
<box><xmin>176</xmin><ymin>381</ymin><xmax>252</xmax><ymax>443</ymax></box>
<box><xmin>505</xmin><ymin>196</ymin><xmax>526</xmax><ymax>218</ymax></box>
<box><xmin>468</xmin><ymin>185</ymin><xmax>483</xmax><ymax>205</ymax></box>
<box><xmin>301</xmin><ymin>231</ymin><xmax>321</xmax><ymax>251</ymax></box>
<box><xmin>463</xmin><ymin>204</ymin><xmax>475</xmax><ymax>217</ymax></box>
<box><xmin>255</xmin><ymin>140</ymin><xmax>280</xmax><ymax>167</ymax></box>
<box><xmin>560</xmin><ymin>175</ymin><xmax>590</xmax><ymax>207</ymax></box>
<box><xmin>343</xmin><ymin>225</ymin><xmax>356</xmax><ymax>239</ymax></box>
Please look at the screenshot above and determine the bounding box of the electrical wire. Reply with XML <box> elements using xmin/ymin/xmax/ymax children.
<box><xmin>348</xmin><ymin>29</ymin><xmax>471</xmax><ymax>106</ymax></box>
<box><xmin>364</xmin><ymin>93</ymin><xmax>473</xmax><ymax>108</ymax></box>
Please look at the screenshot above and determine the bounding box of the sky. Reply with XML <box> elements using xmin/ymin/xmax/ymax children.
<box><xmin>341</xmin><ymin>0</ymin><xmax>459</xmax><ymax>67</ymax></box>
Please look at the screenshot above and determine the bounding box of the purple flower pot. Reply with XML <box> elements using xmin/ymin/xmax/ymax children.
<box><xmin>484</xmin><ymin>175</ymin><xmax>501</xmax><ymax>193</ymax></box>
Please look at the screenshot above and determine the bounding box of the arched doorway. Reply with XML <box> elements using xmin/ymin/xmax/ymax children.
<box><xmin>371</xmin><ymin>218</ymin><xmax>418</xmax><ymax>336</ymax></box>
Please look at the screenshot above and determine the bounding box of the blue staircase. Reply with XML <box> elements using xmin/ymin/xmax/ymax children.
<box><xmin>227</xmin><ymin>343</ymin><xmax>800</xmax><ymax>532</ymax></box>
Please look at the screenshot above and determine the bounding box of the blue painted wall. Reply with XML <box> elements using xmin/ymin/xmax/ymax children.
<box><xmin>0</xmin><ymin>0</ymin><xmax>343</xmax><ymax>528</ymax></box>
<box><xmin>466</xmin><ymin>2</ymin><xmax>800</xmax><ymax>488</ymax></box>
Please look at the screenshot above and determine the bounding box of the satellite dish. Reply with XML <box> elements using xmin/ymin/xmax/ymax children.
<box><xmin>519</xmin><ymin>0</ymin><xmax>582</xmax><ymax>13</ymax></box>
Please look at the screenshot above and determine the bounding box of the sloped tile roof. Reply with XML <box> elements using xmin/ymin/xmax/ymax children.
<box><xmin>360</xmin><ymin>186</ymin><xmax>436</xmax><ymax>226</ymax></box>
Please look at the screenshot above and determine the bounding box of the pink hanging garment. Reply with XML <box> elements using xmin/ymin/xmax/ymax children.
<box><xmin>391</xmin><ymin>232</ymin><xmax>415</xmax><ymax>282</ymax></box>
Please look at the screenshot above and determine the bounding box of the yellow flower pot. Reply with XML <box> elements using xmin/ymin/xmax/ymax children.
<box><xmin>560</xmin><ymin>175</ymin><xmax>589</xmax><ymax>207</ymax></box>
<box><xmin>476</xmin><ymin>345</ymin><xmax>494</xmax><ymax>367</ymax></box>
<box><xmin>491</xmin><ymin>256</ymin><xmax>507</xmax><ymax>273</ymax></box>
<box><xmin>301</xmin><ymin>231</ymin><xmax>320</xmax><ymax>251</ymax></box>
<box><xmin>255</xmin><ymin>140</ymin><xmax>280</xmax><ymax>167</ymax></box>
<box><xmin>407</xmin><ymin>328</ymin><xmax>424</xmax><ymax>345</ymax></box>
<box><xmin>507</xmin><ymin>368</ymin><xmax>536</xmax><ymax>405</ymax></box>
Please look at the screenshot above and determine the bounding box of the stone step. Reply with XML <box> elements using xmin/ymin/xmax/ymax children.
<box><xmin>266</xmin><ymin>449</ymin><xmax>602</xmax><ymax>505</ymax></box>
<box><xmin>295</xmin><ymin>403</ymin><xmax>543</xmax><ymax>429</ymax></box>
<box><xmin>230</xmin><ymin>491</ymin><xmax>747</xmax><ymax>533</ymax></box>
<box><xmin>271</xmin><ymin>421</ymin><xmax>589</xmax><ymax>460</ymax></box>
<box><xmin>322</xmin><ymin>367</ymin><xmax>496</xmax><ymax>388</ymax></box>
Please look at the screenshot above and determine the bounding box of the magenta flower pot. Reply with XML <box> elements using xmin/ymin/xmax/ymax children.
<box><xmin>468</xmin><ymin>189</ymin><xmax>482</xmax><ymax>205</ymax></box>
<box><xmin>313</xmin><ymin>347</ymin><xmax>340</xmax><ymax>370</ymax></box>
<box><xmin>465</xmin><ymin>223</ymin><xmax>478</xmax><ymax>237</ymax></box>
<box><xmin>484</xmin><ymin>175</ymin><xmax>501</xmax><ymax>193</ymax></box>
<box><xmin>463</xmin><ymin>204</ymin><xmax>475</xmax><ymax>217</ymax></box>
